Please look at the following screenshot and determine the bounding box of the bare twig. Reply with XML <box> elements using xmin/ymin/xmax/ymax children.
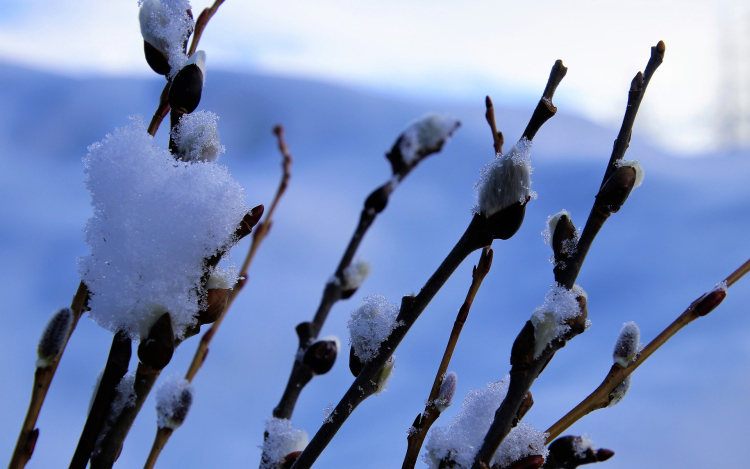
<box><xmin>402</xmin><ymin>247</ymin><xmax>494</xmax><ymax>469</ymax></box>
<box><xmin>545</xmin><ymin>257</ymin><xmax>750</xmax><ymax>441</ymax></box>
<box><xmin>272</xmin><ymin>120</ymin><xmax>457</xmax><ymax>421</ymax></box>
<box><xmin>187</xmin><ymin>0</ymin><xmax>225</xmax><ymax>57</ymax></box>
<box><xmin>69</xmin><ymin>332</ymin><xmax>131</xmax><ymax>469</ymax></box>
<box><xmin>290</xmin><ymin>66</ymin><xmax>564</xmax><ymax>469</ymax></box>
<box><xmin>472</xmin><ymin>43</ymin><xmax>664</xmax><ymax>469</ymax></box>
<box><xmin>185</xmin><ymin>124</ymin><xmax>292</xmax><ymax>384</ymax></box>
<box><xmin>143</xmin><ymin>428</ymin><xmax>173</xmax><ymax>469</ymax></box>
<box><xmin>8</xmin><ymin>282</ymin><xmax>89</xmax><ymax>469</ymax></box>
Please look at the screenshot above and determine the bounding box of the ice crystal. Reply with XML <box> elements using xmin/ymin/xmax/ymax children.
<box><xmin>172</xmin><ymin>110</ymin><xmax>224</xmax><ymax>162</ymax></box>
<box><xmin>348</xmin><ymin>295</ymin><xmax>402</xmax><ymax>361</ymax></box>
<box><xmin>155</xmin><ymin>373</ymin><xmax>193</xmax><ymax>429</ymax></box>
<box><xmin>139</xmin><ymin>0</ymin><xmax>194</xmax><ymax>75</ymax></box>
<box><xmin>475</xmin><ymin>138</ymin><xmax>536</xmax><ymax>217</ymax></box>
<box><xmin>530</xmin><ymin>284</ymin><xmax>586</xmax><ymax>359</ymax></box>
<box><xmin>261</xmin><ymin>418</ymin><xmax>308</xmax><ymax>469</ymax></box>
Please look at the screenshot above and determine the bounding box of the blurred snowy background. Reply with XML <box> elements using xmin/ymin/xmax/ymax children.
<box><xmin>1</xmin><ymin>1</ymin><xmax>750</xmax><ymax>468</ymax></box>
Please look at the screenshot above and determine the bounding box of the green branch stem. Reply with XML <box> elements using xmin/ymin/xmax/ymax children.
<box><xmin>545</xmin><ymin>257</ymin><xmax>750</xmax><ymax>441</ymax></box>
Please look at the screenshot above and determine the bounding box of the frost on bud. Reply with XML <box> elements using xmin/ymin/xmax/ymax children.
<box><xmin>613</xmin><ymin>321</ymin><xmax>641</xmax><ymax>367</ymax></box>
<box><xmin>169</xmin><ymin>51</ymin><xmax>206</xmax><ymax>114</ymax></box>
<box><xmin>608</xmin><ymin>375</ymin><xmax>631</xmax><ymax>407</ymax></box>
<box><xmin>155</xmin><ymin>373</ymin><xmax>193</xmax><ymax>429</ymax></box>
<box><xmin>435</xmin><ymin>371</ymin><xmax>457</xmax><ymax>412</ymax></box>
<box><xmin>387</xmin><ymin>113</ymin><xmax>460</xmax><ymax>174</ymax></box>
<box><xmin>340</xmin><ymin>258</ymin><xmax>371</xmax><ymax>299</ymax></box>
<box><xmin>171</xmin><ymin>110</ymin><xmax>225</xmax><ymax>162</ymax></box>
<box><xmin>595</xmin><ymin>164</ymin><xmax>637</xmax><ymax>213</ymax></box>
<box><xmin>304</xmin><ymin>336</ymin><xmax>339</xmax><ymax>375</ymax></box>
<box><xmin>375</xmin><ymin>355</ymin><xmax>396</xmax><ymax>394</ymax></box>
<box><xmin>546</xmin><ymin>435</ymin><xmax>614</xmax><ymax>468</ymax></box>
<box><xmin>138</xmin><ymin>312</ymin><xmax>175</xmax><ymax>370</ymax></box>
<box><xmin>348</xmin><ymin>295</ymin><xmax>401</xmax><ymax>362</ymax></box>
<box><xmin>139</xmin><ymin>0</ymin><xmax>194</xmax><ymax>76</ymax></box>
<box><xmin>530</xmin><ymin>285</ymin><xmax>587</xmax><ymax>359</ymax></box>
<box><xmin>37</xmin><ymin>308</ymin><xmax>73</xmax><ymax>368</ymax></box>
<box><xmin>262</xmin><ymin>418</ymin><xmax>309</xmax><ymax>469</ymax></box>
<box><xmin>475</xmin><ymin>139</ymin><xmax>536</xmax><ymax>240</ymax></box>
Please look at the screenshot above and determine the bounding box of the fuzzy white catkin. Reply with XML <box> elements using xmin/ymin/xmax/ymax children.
<box><xmin>36</xmin><ymin>308</ymin><xmax>73</xmax><ymax>367</ymax></box>
<box><xmin>348</xmin><ymin>295</ymin><xmax>402</xmax><ymax>361</ymax></box>
<box><xmin>435</xmin><ymin>371</ymin><xmax>457</xmax><ymax>412</ymax></box>
<box><xmin>608</xmin><ymin>375</ymin><xmax>631</xmax><ymax>407</ymax></box>
<box><xmin>341</xmin><ymin>258</ymin><xmax>371</xmax><ymax>290</ymax></box>
<box><xmin>475</xmin><ymin>138</ymin><xmax>535</xmax><ymax>217</ymax></box>
<box><xmin>375</xmin><ymin>355</ymin><xmax>396</xmax><ymax>394</ymax></box>
<box><xmin>261</xmin><ymin>418</ymin><xmax>309</xmax><ymax>469</ymax></box>
<box><xmin>155</xmin><ymin>374</ymin><xmax>193</xmax><ymax>429</ymax></box>
<box><xmin>172</xmin><ymin>110</ymin><xmax>225</xmax><ymax>162</ymax></box>
<box><xmin>613</xmin><ymin>321</ymin><xmax>641</xmax><ymax>367</ymax></box>
<box><xmin>615</xmin><ymin>159</ymin><xmax>645</xmax><ymax>188</ymax></box>
<box><xmin>530</xmin><ymin>284</ymin><xmax>587</xmax><ymax>359</ymax></box>
<box><xmin>424</xmin><ymin>378</ymin><xmax>548</xmax><ymax>469</ymax></box>
<box><xmin>139</xmin><ymin>0</ymin><xmax>194</xmax><ymax>75</ymax></box>
<box><xmin>397</xmin><ymin>113</ymin><xmax>460</xmax><ymax>165</ymax></box>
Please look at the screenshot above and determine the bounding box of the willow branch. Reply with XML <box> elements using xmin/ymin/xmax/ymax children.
<box><xmin>8</xmin><ymin>282</ymin><xmax>89</xmax><ymax>469</ymax></box>
<box><xmin>290</xmin><ymin>215</ymin><xmax>495</xmax><ymax>469</ymax></box>
<box><xmin>185</xmin><ymin>125</ymin><xmax>292</xmax><ymax>384</ymax></box>
<box><xmin>402</xmin><ymin>247</ymin><xmax>494</xmax><ymax>469</ymax></box>
<box><xmin>143</xmin><ymin>428</ymin><xmax>173</xmax><ymax>469</ymax></box>
<box><xmin>69</xmin><ymin>332</ymin><xmax>131</xmax><ymax>469</ymax></box>
<box><xmin>290</xmin><ymin>60</ymin><xmax>563</xmax><ymax>469</ymax></box>
<box><xmin>272</xmin><ymin>124</ymin><xmax>456</xmax><ymax>421</ymax></box>
<box><xmin>545</xmin><ymin>257</ymin><xmax>750</xmax><ymax>441</ymax></box>
<box><xmin>472</xmin><ymin>43</ymin><xmax>664</xmax><ymax>469</ymax></box>
<box><xmin>187</xmin><ymin>0</ymin><xmax>225</xmax><ymax>57</ymax></box>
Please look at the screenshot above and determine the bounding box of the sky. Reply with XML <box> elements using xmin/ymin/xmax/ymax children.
<box><xmin>0</xmin><ymin>0</ymin><xmax>749</xmax><ymax>154</ymax></box>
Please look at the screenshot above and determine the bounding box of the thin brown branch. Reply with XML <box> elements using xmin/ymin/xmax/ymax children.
<box><xmin>271</xmin><ymin>120</ymin><xmax>455</xmax><ymax>421</ymax></box>
<box><xmin>90</xmin><ymin>363</ymin><xmax>161</xmax><ymax>469</ymax></box>
<box><xmin>290</xmin><ymin>61</ymin><xmax>563</xmax><ymax>469</ymax></box>
<box><xmin>485</xmin><ymin>97</ymin><xmax>504</xmax><ymax>154</ymax></box>
<box><xmin>472</xmin><ymin>42</ymin><xmax>664</xmax><ymax>469</ymax></box>
<box><xmin>187</xmin><ymin>0</ymin><xmax>225</xmax><ymax>57</ymax></box>
<box><xmin>69</xmin><ymin>332</ymin><xmax>131</xmax><ymax>469</ymax></box>
<box><xmin>147</xmin><ymin>83</ymin><xmax>171</xmax><ymax>137</ymax></box>
<box><xmin>545</xmin><ymin>257</ymin><xmax>748</xmax><ymax>441</ymax></box>
<box><xmin>8</xmin><ymin>282</ymin><xmax>89</xmax><ymax>469</ymax></box>
<box><xmin>522</xmin><ymin>60</ymin><xmax>567</xmax><ymax>141</ymax></box>
<box><xmin>402</xmin><ymin>247</ymin><xmax>493</xmax><ymax>469</ymax></box>
<box><xmin>184</xmin><ymin>124</ymin><xmax>292</xmax><ymax>383</ymax></box>
<box><xmin>143</xmin><ymin>428</ymin><xmax>173</xmax><ymax>469</ymax></box>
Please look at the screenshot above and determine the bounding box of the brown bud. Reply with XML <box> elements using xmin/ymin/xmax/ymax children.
<box><xmin>169</xmin><ymin>53</ymin><xmax>205</xmax><ymax>114</ymax></box>
<box><xmin>500</xmin><ymin>454</ymin><xmax>545</xmax><ymax>469</ymax></box>
<box><xmin>510</xmin><ymin>320</ymin><xmax>536</xmax><ymax>372</ymax></box>
<box><xmin>138</xmin><ymin>313</ymin><xmax>175</xmax><ymax>370</ymax></box>
<box><xmin>236</xmin><ymin>205</ymin><xmax>265</xmax><ymax>239</ymax></box>
<box><xmin>199</xmin><ymin>288</ymin><xmax>230</xmax><ymax>325</ymax></box>
<box><xmin>280</xmin><ymin>451</ymin><xmax>302</xmax><ymax>469</ymax></box>
<box><xmin>349</xmin><ymin>346</ymin><xmax>365</xmax><ymax>377</ymax></box>
<box><xmin>513</xmin><ymin>392</ymin><xmax>534</xmax><ymax>426</ymax></box>
<box><xmin>364</xmin><ymin>185</ymin><xmax>391</xmax><ymax>214</ymax></box>
<box><xmin>546</xmin><ymin>435</ymin><xmax>614</xmax><ymax>468</ymax></box>
<box><xmin>595</xmin><ymin>166</ymin><xmax>636</xmax><ymax>213</ymax></box>
<box><xmin>143</xmin><ymin>40</ymin><xmax>170</xmax><ymax>76</ymax></box>
<box><xmin>303</xmin><ymin>339</ymin><xmax>339</xmax><ymax>375</ymax></box>
<box><xmin>694</xmin><ymin>288</ymin><xmax>727</xmax><ymax>317</ymax></box>
<box><xmin>487</xmin><ymin>198</ymin><xmax>529</xmax><ymax>240</ymax></box>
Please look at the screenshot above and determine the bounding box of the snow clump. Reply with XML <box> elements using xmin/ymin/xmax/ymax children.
<box><xmin>474</xmin><ymin>138</ymin><xmax>536</xmax><ymax>217</ymax></box>
<box><xmin>155</xmin><ymin>373</ymin><xmax>193</xmax><ymax>429</ymax></box>
<box><xmin>172</xmin><ymin>110</ymin><xmax>225</xmax><ymax>162</ymax></box>
<box><xmin>261</xmin><ymin>418</ymin><xmax>309</xmax><ymax>469</ymax></box>
<box><xmin>79</xmin><ymin>116</ymin><xmax>248</xmax><ymax>340</ymax></box>
<box><xmin>348</xmin><ymin>295</ymin><xmax>402</xmax><ymax>361</ymax></box>
<box><xmin>397</xmin><ymin>113</ymin><xmax>460</xmax><ymax>165</ymax></box>
<box><xmin>139</xmin><ymin>0</ymin><xmax>194</xmax><ymax>75</ymax></box>
<box><xmin>424</xmin><ymin>378</ymin><xmax>548</xmax><ymax>468</ymax></box>
<box><xmin>530</xmin><ymin>284</ymin><xmax>587</xmax><ymax>359</ymax></box>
